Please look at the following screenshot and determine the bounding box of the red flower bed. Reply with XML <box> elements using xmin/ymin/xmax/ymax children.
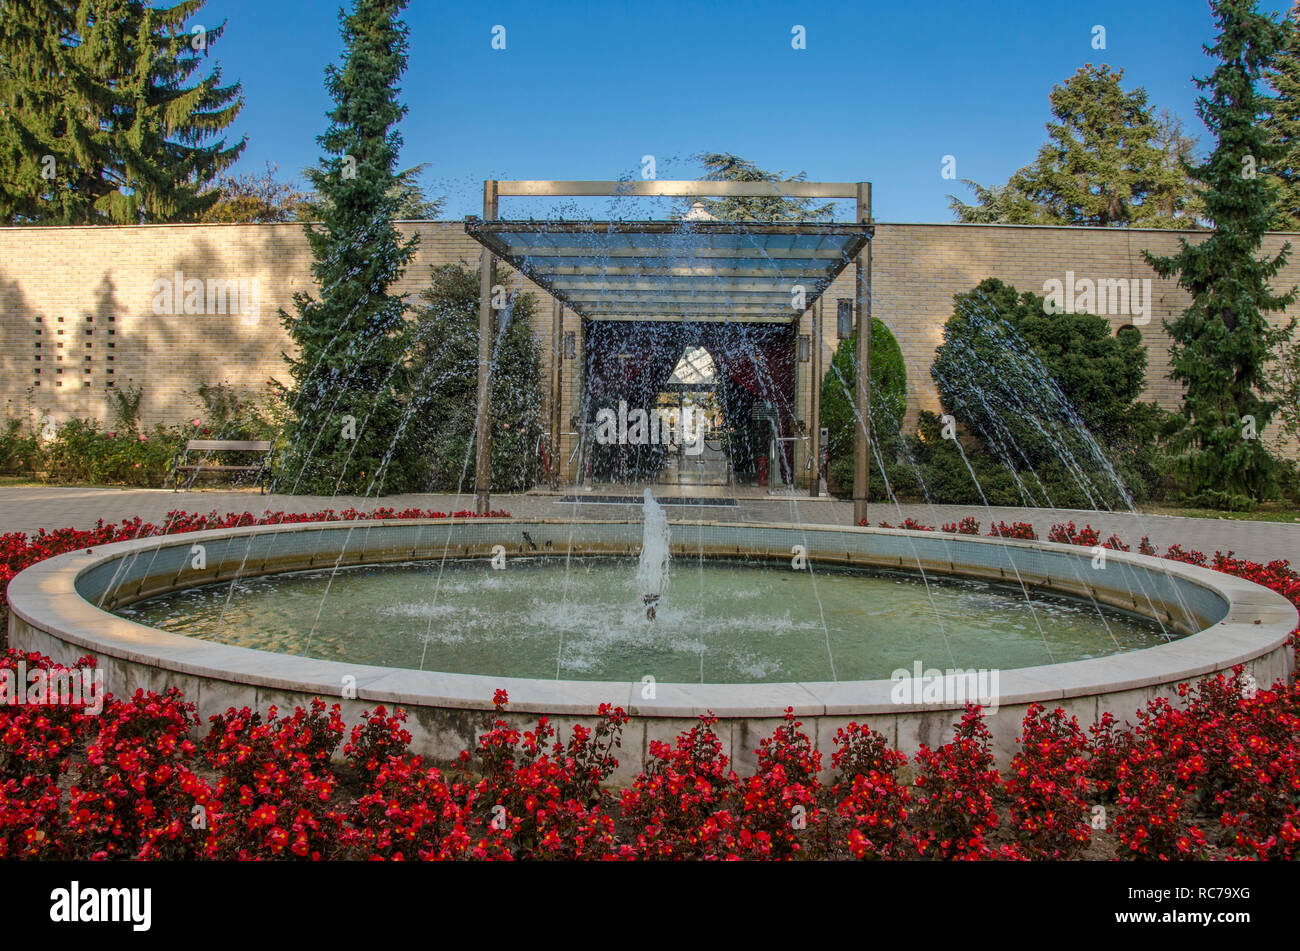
<box><xmin>0</xmin><ymin>510</ymin><xmax>1296</xmax><ymax>860</ymax></box>
<box><xmin>987</xmin><ymin>520</ymin><xmax>1037</xmax><ymax>540</ymax></box>
<box><xmin>0</xmin><ymin>668</ymin><xmax>1296</xmax><ymax>861</ymax></box>
<box><xmin>867</xmin><ymin>518</ymin><xmax>935</xmax><ymax>531</ymax></box>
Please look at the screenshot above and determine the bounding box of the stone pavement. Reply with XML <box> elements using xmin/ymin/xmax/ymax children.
<box><xmin>0</xmin><ymin>485</ymin><xmax>1296</xmax><ymax>564</ymax></box>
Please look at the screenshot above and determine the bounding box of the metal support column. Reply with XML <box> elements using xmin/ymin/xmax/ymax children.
<box><xmin>549</xmin><ymin>297</ymin><xmax>563</xmax><ymax>490</ymax></box>
<box><xmin>473</xmin><ymin>180</ymin><xmax>498</xmax><ymax>514</ymax></box>
<box><xmin>852</xmin><ymin>182</ymin><xmax>872</xmax><ymax>526</ymax></box>
<box><xmin>809</xmin><ymin>296</ymin><xmax>822</xmax><ymax>497</ymax></box>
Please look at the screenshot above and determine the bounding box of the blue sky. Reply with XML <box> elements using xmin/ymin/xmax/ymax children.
<box><xmin>197</xmin><ymin>0</ymin><xmax>1294</xmax><ymax>222</ymax></box>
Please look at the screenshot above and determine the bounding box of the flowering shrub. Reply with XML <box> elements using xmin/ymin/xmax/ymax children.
<box><xmin>201</xmin><ymin>700</ymin><xmax>346</xmax><ymax>860</ymax></box>
<box><xmin>619</xmin><ymin>714</ymin><xmax>744</xmax><ymax>860</ymax></box>
<box><xmin>1110</xmin><ymin>698</ymin><xmax>1209</xmax><ymax>861</ymax></box>
<box><xmin>735</xmin><ymin>709</ymin><xmax>824</xmax><ymax>859</ymax></box>
<box><xmin>1048</xmin><ymin>522</ymin><xmax>1101</xmax><ymax>546</ymax></box>
<box><xmin>942</xmin><ymin>517</ymin><xmax>981</xmax><ymax>535</ymax></box>
<box><xmin>1006</xmin><ymin>704</ymin><xmax>1091</xmax><ymax>859</ymax></box>
<box><xmin>460</xmin><ymin>690</ymin><xmax>630</xmax><ymax>860</ymax></box>
<box><xmin>343</xmin><ymin>705</ymin><xmax>414</xmax><ymax>783</ymax></box>
<box><xmin>910</xmin><ymin>706</ymin><xmax>1001</xmax><ymax>859</ymax></box>
<box><xmin>1086</xmin><ymin>711</ymin><xmax>1132</xmax><ymax>801</ymax></box>
<box><xmin>33</xmin><ymin>418</ymin><xmax>179</xmax><ymax>486</ymax></box>
<box><xmin>343</xmin><ymin>754</ymin><xmax>483</xmax><ymax>860</ymax></box>
<box><xmin>868</xmin><ymin>518</ymin><xmax>935</xmax><ymax>531</ymax></box>
<box><xmin>987</xmin><ymin>520</ymin><xmax>1037</xmax><ymax>540</ymax></box>
<box><xmin>830</xmin><ymin>722</ymin><xmax>912</xmax><ymax>860</ymax></box>
<box><xmin>0</xmin><ymin>650</ymin><xmax>102</xmax><ymax>859</ymax></box>
<box><xmin>67</xmin><ymin>688</ymin><xmax>211</xmax><ymax>860</ymax></box>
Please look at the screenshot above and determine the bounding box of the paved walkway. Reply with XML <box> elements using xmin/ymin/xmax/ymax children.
<box><xmin>0</xmin><ymin>485</ymin><xmax>1297</xmax><ymax>564</ymax></box>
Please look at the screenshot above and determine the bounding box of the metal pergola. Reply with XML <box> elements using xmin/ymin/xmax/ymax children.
<box><xmin>463</xmin><ymin>179</ymin><xmax>875</xmax><ymax>523</ymax></box>
<box><xmin>464</xmin><ymin>218</ymin><xmax>870</xmax><ymax>323</ymax></box>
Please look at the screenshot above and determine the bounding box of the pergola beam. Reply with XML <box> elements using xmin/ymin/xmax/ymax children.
<box><xmin>495</xmin><ymin>180</ymin><xmax>860</xmax><ymax>199</ymax></box>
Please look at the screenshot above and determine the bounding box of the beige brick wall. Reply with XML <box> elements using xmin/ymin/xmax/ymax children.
<box><xmin>1</xmin><ymin>220</ymin><xmax>1296</xmax><ymax>473</ymax></box>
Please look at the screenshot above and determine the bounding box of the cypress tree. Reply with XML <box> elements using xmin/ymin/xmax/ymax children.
<box><xmin>277</xmin><ymin>0</ymin><xmax>418</xmax><ymax>496</ymax></box>
<box><xmin>1145</xmin><ymin>0</ymin><xmax>1296</xmax><ymax>505</ymax></box>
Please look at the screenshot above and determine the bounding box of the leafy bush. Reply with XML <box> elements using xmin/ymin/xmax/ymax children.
<box><xmin>926</xmin><ymin>278</ymin><xmax>1172</xmax><ymax>506</ymax></box>
<box><xmin>404</xmin><ymin>263</ymin><xmax>544</xmax><ymax>492</ymax></box>
<box><xmin>193</xmin><ymin>381</ymin><xmax>280</xmax><ymax>441</ymax></box>
<box><xmin>821</xmin><ymin>319</ymin><xmax>907</xmax><ymax>484</ymax></box>
<box><xmin>1007</xmin><ymin>704</ymin><xmax>1092</xmax><ymax>859</ymax></box>
<box><xmin>43</xmin><ymin>418</ymin><xmax>179</xmax><ymax>486</ymax></box>
<box><xmin>0</xmin><ymin>417</ymin><xmax>39</xmax><ymax>475</ymax></box>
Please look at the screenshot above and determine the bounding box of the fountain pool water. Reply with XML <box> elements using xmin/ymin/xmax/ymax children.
<box><xmin>7</xmin><ymin>518</ymin><xmax>1295</xmax><ymax>773</ymax></box>
<box><xmin>114</xmin><ymin>556</ymin><xmax>1169</xmax><ymax>683</ymax></box>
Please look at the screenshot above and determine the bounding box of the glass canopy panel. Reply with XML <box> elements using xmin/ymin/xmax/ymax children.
<box><xmin>464</xmin><ymin>219</ymin><xmax>871</xmax><ymax>322</ymax></box>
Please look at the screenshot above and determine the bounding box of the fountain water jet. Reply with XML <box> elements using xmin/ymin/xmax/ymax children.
<box><xmin>636</xmin><ymin>488</ymin><xmax>670</xmax><ymax>619</ymax></box>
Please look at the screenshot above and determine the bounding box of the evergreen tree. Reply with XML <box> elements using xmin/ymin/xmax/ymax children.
<box><xmin>277</xmin><ymin>0</ymin><xmax>417</xmax><ymax>495</ymax></box>
<box><xmin>1265</xmin><ymin>0</ymin><xmax>1300</xmax><ymax>230</ymax></box>
<box><xmin>951</xmin><ymin>66</ymin><xmax>1198</xmax><ymax>228</ymax></box>
<box><xmin>0</xmin><ymin>0</ymin><xmax>244</xmax><ymax>223</ymax></box>
<box><xmin>1151</xmin><ymin>109</ymin><xmax>1206</xmax><ymax>224</ymax></box>
<box><xmin>820</xmin><ymin>320</ymin><xmax>907</xmax><ymax>463</ymax></box>
<box><xmin>406</xmin><ymin>264</ymin><xmax>543</xmax><ymax>492</ymax></box>
<box><xmin>685</xmin><ymin>152</ymin><xmax>834</xmax><ymax>221</ymax></box>
<box><xmin>948</xmin><ymin>169</ymin><xmax>1053</xmax><ymax>224</ymax></box>
<box><xmin>1144</xmin><ymin>0</ymin><xmax>1296</xmax><ymax>505</ymax></box>
<box><xmin>301</xmin><ymin>161</ymin><xmax>443</xmax><ymax>220</ymax></box>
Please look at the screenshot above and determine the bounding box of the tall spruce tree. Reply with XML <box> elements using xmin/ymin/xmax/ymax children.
<box><xmin>1145</xmin><ymin>0</ymin><xmax>1296</xmax><ymax>505</ymax></box>
<box><xmin>277</xmin><ymin>0</ymin><xmax>417</xmax><ymax>495</ymax></box>
<box><xmin>951</xmin><ymin>65</ymin><xmax>1198</xmax><ymax>228</ymax></box>
<box><xmin>1265</xmin><ymin>0</ymin><xmax>1300</xmax><ymax>230</ymax></box>
<box><xmin>0</xmin><ymin>0</ymin><xmax>244</xmax><ymax>223</ymax></box>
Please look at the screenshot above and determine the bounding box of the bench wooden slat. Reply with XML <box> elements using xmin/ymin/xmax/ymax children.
<box><xmin>185</xmin><ymin>440</ymin><xmax>273</xmax><ymax>451</ymax></box>
<box><xmin>173</xmin><ymin>439</ymin><xmax>273</xmax><ymax>493</ymax></box>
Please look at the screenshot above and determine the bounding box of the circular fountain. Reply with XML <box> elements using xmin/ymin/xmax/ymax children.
<box><xmin>7</xmin><ymin>515</ymin><xmax>1295</xmax><ymax>777</ymax></box>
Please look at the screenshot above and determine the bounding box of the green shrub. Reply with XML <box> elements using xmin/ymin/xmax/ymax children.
<box><xmin>403</xmin><ymin>263</ymin><xmax>544</xmax><ymax>493</ymax></box>
<box><xmin>193</xmin><ymin>382</ymin><xmax>280</xmax><ymax>441</ymax></box>
<box><xmin>43</xmin><ymin>418</ymin><xmax>179</xmax><ymax>486</ymax></box>
<box><xmin>925</xmin><ymin>277</ymin><xmax>1170</xmax><ymax>506</ymax></box>
<box><xmin>0</xmin><ymin>417</ymin><xmax>40</xmax><ymax>475</ymax></box>
<box><xmin>820</xmin><ymin>318</ymin><xmax>907</xmax><ymax>494</ymax></box>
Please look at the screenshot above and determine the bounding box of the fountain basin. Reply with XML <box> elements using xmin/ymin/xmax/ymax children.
<box><xmin>8</xmin><ymin>519</ymin><xmax>1296</xmax><ymax>776</ymax></box>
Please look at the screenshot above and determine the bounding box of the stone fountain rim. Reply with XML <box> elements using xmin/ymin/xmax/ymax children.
<box><xmin>6</xmin><ymin>518</ymin><xmax>1296</xmax><ymax>719</ymax></box>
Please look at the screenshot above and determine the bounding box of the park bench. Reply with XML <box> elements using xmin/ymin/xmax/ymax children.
<box><xmin>171</xmin><ymin>439</ymin><xmax>273</xmax><ymax>493</ymax></box>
